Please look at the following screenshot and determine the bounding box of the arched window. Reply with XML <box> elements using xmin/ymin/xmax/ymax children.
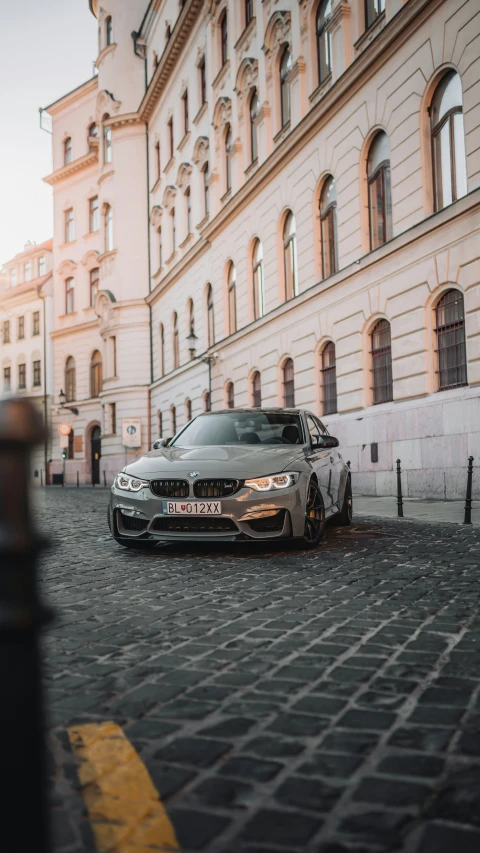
<box><xmin>171</xmin><ymin>405</ymin><xmax>177</xmax><ymax>435</ymax></box>
<box><xmin>228</xmin><ymin>262</ymin><xmax>236</xmax><ymax>335</ymax></box>
<box><xmin>207</xmin><ymin>284</ymin><xmax>215</xmax><ymax>347</ymax></box>
<box><xmin>105</xmin><ymin>204</ymin><xmax>113</xmax><ymax>252</ymax></box>
<box><xmin>252</xmin><ymin>239</ymin><xmax>264</xmax><ymax>319</ymax></box>
<box><xmin>249</xmin><ymin>89</ymin><xmax>259</xmax><ymax>163</ymax></box>
<box><xmin>105</xmin><ymin>15</ymin><xmax>113</xmax><ymax>46</ymax></box>
<box><xmin>204</xmin><ymin>391</ymin><xmax>211</xmax><ymax>412</ymax></box>
<box><xmin>316</xmin><ymin>0</ymin><xmax>332</xmax><ymax>85</ymax></box>
<box><xmin>226</xmin><ymin>382</ymin><xmax>234</xmax><ymax>409</ymax></box>
<box><xmin>67</xmin><ymin>429</ymin><xmax>75</xmax><ymax>460</ymax></box>
<box><xmin>187</xmin><ymin>298</ymin><xmax>195</xmax><ymax>359</ymax></box>
<box><xmin>367</xmin><ymin>131</ymin><xmax>392</xmax><ymax>250</ymax></box>
<box><xmin>173</xmin><ymin>312</ymin><xmax>180</xmax><ymax>369</ymax></box>
<box><xmin>431</xmin><ymin>71</ymin><xmax>467</xmax><ymax>211</ymax></box>
<box><xmin>435</xmin><ymin>289</ymin><xmax>467</xmax><ymax>390</ymax></box>
<box><xmin>225</xmin><ymin>124</ymin><xmax>232</xmax><ymax>192</ymax></box>
<box><xmin>185</xmin><ymin>187</ymin><xmax>192</xmax><ymax>235</ymax></box>
<box><xmin>252</xmin><ymin>371</ymin><xmax>261</xmax><ymax>407</ymax></box>
<box><xmin>64</xmin><ymin>136</ymin><xmax>72</xmax><ymax>165</ymax></box>
<box><xmin>280</xmin><ymin>47</ymin><xmax>292</xmax><ymax>128</ymax></box>
<box><xmin>65</xmin><ymin>357</ymin><xmax>76</xmax><ymax>402</ymax></box>
<box><xmin>186</xmin><ymin>398</ymin><xmax>192</xmax><ymax>422</ymax></box>
<box><xmin>65</xmin><ymin>278</ymin><xmax>75</xmax><ymax>314</ymax></box>
<box><xmin>283</xmin><ymin>211</ymin><xmax>298</xmax><ymax>300</ymax></box>
<box><xmin>155</xmin><ymin>140</ymin><xmax>161</xmax><ymax>179</ymax></box>
<box><xmin>159</xmin><ymin>323</ymin><xmax>165</xmax><ymax>376</ymax></box>
<box><xmin>158</xmin><ymin>411</ymin><xmax>163</xmax><ymax>436</ymax></box>
<box><xmin>103</xmin><ymin>115</ymin><xmax>112</xmax><ymax>163</ymax></box>
<box><xmin>91</xmin><ymin>350</ymin><xmax>103</xmax><ymax>398</ymax></box>
<box><xmin>220</xmin><ymin>10</ymin><xmax>228</xmax><ymax>66</ymax></box>
<box><xmin>320</xmin><ymin>176</ymin><xmax>338</xmax><ymax>278</ymax></box>
<box><xmin>202</xmin><ymin>162</ymin><xmax>209</xmax><ymax>217</ymax></box>
<box><xmin>371</xmin><ymin>320</ymin><xmax>393</xmax><ymax>404</ymax></box>
<box><xmin>321</xmin><ymin>342</ymin><xmax>337</xmax><ymax>415</ymax></box>
<box><xmin>283</xmin><ymin>358</ymin><xmax>295</xmax><ymax>407</ymax></box>
<box><xmin>365</xmin><ymin>0</ymin><xmax>385</xmax><ymax>31</ymax></box>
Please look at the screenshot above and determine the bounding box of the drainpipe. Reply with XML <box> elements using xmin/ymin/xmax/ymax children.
<box><xmin>36</xmin><ymin>284</ymin><xmax>49</xmax><ymax>485</ymax></box>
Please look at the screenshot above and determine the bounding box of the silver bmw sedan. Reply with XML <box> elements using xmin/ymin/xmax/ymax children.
<box><xmin>108</xmin><ymin>408</ymin><xmax>352</xmax><ymax>550</ymax></box>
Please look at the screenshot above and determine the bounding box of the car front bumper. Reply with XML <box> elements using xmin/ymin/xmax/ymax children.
<box><xmin>109</xmin><ymin>476</ymin><xmax>309</xmax><ymax>542</ymax></box>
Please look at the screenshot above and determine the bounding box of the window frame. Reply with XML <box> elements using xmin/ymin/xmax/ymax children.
<box><xmin>283</xmin><ymin>358</ymin><xmax>295</xmax><ymax>407</ymax></box>
<box><xmin>18</xmin><ymin>363</ymin><xmax>26</xmax><ymax>390</ymax></box>
<box><xmin>90</xmin><ymin>350</ymin><xmax>103</xmax><ymax>398</ymax></box>
<box><xmin>226</xmin><ymin>382</ymin><xmax>234</xmax><ymax>409</ymax></box>
<box><xmin>434</xmin><ymin>289</ymin><xmax>468</xmax><ymax>391</ymax></box>
<box><xmin>18</xmin><ymin>316</ymin><xmax>25</xmax><ymax>340</ymax></box>
<box><xmin>252</xmin><ymin>239</ymin><xmax>265</xmax><ymax>320</ymax></box>
<box><xmin>65</xmin><ymin>277</ymin><xmax>75</xmax><ymax>315</ymax></box>
<box><xmin>367</xmin><ymin>132</ymin><xmax>392</xmax><ymax>250</ymax></box>
<box><xmin>316</xmin><ymin>0</ymin><xmax>332</xmax><ymax>86</ymax></box>
<box><xmin>89</xmin><ymin>196</ymin><xmax>99</xmax><ymax>232</ymax></box>
<box><xmin>105</xmin><ymin>15</ymin><xmax>113</xmax><ymax>46</ymax></box>
<box><xmin>370</xmin><ymin>319</ymin><xmax>393</xmax><ymax>404</ymax></box>
<box><xmin>252</xmin><ymin>371</ymin><xmax>262</xmax><ymax>407</ymax></box>
<box><xmin>32</xmin><ymin>311</ymin><xmax>40</xmax><ymax>336</ymax></box>
<box><xmin>320</xmin><ymin>341</ymin><xmax>337</xmax><ymax>415</ymax></box>
<box><xmin>279</xmin><ymin>47</ymin><xmax>292</xmax><ymax>128</ymax></box>
<box><xmin>105</xmin><ymin>204</ymin><xmax>113</xmax><ymax>252</ymax></box>
<box><xmin>65</xmin><ymin>207</ymin><xmax>75</xmax><ymax>243</ymax></box>
<box><xmin>431</xmin><ymin>72</ymin><xmax>467</xmax><ymax>211</ymax></box>
<box><xmin>319</xmin><ymin>176</ymin><xmax>338</xmax><ymax>279</ymax></box>
<box><xmin>64</xmin><ymin>136</ymin><xmax>72</xmax><ymax>165</ymax></box>
<box><xmin>173</xmin><ymin>312</ymin><xmax>180</xmax><ymax>369</ymax></box>
<box><xmin>207</xmin><ymin>284</ymin><xmax>215</xmax><ymax>348</ymax></box>
<box><xmin>283</xmin><ymin>211</ymin><xmax>298</xmax><ymax>300</ymax></box>
<box><xmin>227</xmin><ymin>262</ymin><xmax>237</xmax><ymax>335</ymax></box>
<box><xmin>249</xmin><ymin>88</ymin><xmax>259</xmax><ymax>164</ymax></box>
<box><xmin>220</xmin><ymin>10</ymin><xmax>228</xmax><ymax>67</ymax></box>
<box><xmin>33</xmin><ymin>359</ymin><xmax>41</xmax><ymax>387</ymax></box>
<box><xmin>90</xmin><ymin>268</ymin><xmax>100</xmax><ymax>308</ymax></box>
<box><xmin>65</xmin><ymin>357</ymin><xmax>76</xmax><ymax>402</ymax></box>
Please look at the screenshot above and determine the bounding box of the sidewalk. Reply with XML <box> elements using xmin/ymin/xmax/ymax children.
<box><xmin>354</xmin><ymin>494</ymin><xmax>480</xmax><ymax>525</ymax></box>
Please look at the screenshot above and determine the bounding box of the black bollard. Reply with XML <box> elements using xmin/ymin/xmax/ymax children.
<box><xmin>464</xmin><ymin>456</ymin><xmax>474</xmax><ymax>525</ymax></box>
<box><xmin>103</xmin><ymin>470</ymin><xmax>107</xmax><ymax>488</ymax></box>
<box><xmin>396</xmin><ymin>459</ymin><xmax>404</xmax><ymax>518</ymax></box>
<box><xmin>76</xmin><ymin>470</ymin><xmax>79</xmax><ymax>488</ymax></box>
<box><xmin>0</xmin><ymin>398</ymin><xmax>51</xmax><ymax>852</ymax></box>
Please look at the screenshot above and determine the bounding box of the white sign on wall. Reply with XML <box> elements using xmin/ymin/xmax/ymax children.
<box><xmin>59</xmin><ymin>434</ymin><xmax>69</xmax><ymax>449</ymax></box>
<box><xmin>122</xmin><ymin>418</ymin><xmax>142</xmax><ymax>448</ymax></box>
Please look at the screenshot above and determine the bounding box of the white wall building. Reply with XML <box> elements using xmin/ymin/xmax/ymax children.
<box><xmin>0</xmin><ymin>240</ymin><xmax>54</xmax><ymax>482</ymax></box>
<box><xmin>44</xmin><ymin>0</ymin><xmax>480</xmax><ymax>496</ymax></box>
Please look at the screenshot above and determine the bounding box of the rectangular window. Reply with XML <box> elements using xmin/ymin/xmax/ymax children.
<box><xmin>245</xmin><ymin>0</ymin><xmax>253</xmax><ymax>26</ymax></box>
<box><xmin>182</xmin><ymin>91</ymin><xmax>189</xmax><ymax>134</ymax></box>
<box><xmin>39</xmin><ymin>256</ymin><xmax>46</xmax><ymax>276</ymax></box>
<box><xmin>168</xmin><ymin>118</ymin><xmax>174</xmax><ymax>159</ymax></box>
<box><xmin>3</xmin><ymin>366</ymin><xmax>11</xmax><ymax>391</ymax></box>
<box><xmin>18</xmin><ymin>363</ymin><xmax>26</xmax><ymax>389</ymax></box>
<box><xmin>171</xmin><ymin>207</ymin><xmax>176</xmax><ymax>252</ymax></box>
<box><xmin>33</xmin><ymin>360</ymin><xmax>41</xmax><ymax>387</ymax></box>
<box><xmin>89</xmin><ymin>196</ymin><xmax>99</xmax><ymax>232</ymax></box>
<box><xmin>3</xmin><ymin>320</ymin><xmax>10</xmax><ymax>343</ymax></box>
<box><xmin>90</xmin><ymin>268</ymin><xmax>99</xmax><ymax>307</ymax></box>
<box><xmin>25</xmin><ymin>262</ymin><xmax>31</xmax><ymax>282</ymax></box>
<box><xmin>65</xmin><ymin>278</ymin><xmax>75</xmax><ymax>314</ymax></box>
<box><xmin>33</xmin><ymin>311</ymin><xmax>40</xmax><ymax>336</ymax></box>
<box><xmin>200</xmin><ymin>58</ymin><xmax>206</xmax><ymax>105</ymax></box>
<box><xmin>110</xmin><ymin>402</ymin><xmax>116</xmax><ymax>435</ymax></box>
<box><xmin>365</xmin><ymin>0</ymin><xmax>385</xmax><ymax>29</ymax></box>
<box><xmin>155</xmin><ymin>141</ymin><xmax>161</xmax><ymax>180</ymax></box>
<box><xmin>65</xmin><ymin>208</ymin><xmax>75</xmax><ymax>243</ymax></box>
<box><xmin>11</xmin><ymin>268</ymin><xmax>17</xmax><ymax>286</ymax></box>
<box><xmin>18</xmin><ymin>316</ymin><xmax>24</xmax><ymax>340</ymax></box>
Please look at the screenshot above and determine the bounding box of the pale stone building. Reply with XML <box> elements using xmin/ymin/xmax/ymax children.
<box><xmin>45</xmin><ymin>0</ymin><xmax>480</xmax><ymax>496</ymax></box>
<box><xmin>0</xmin><ymin>240</ymin><xmax>54</xmax><ymax>481</ymax></box>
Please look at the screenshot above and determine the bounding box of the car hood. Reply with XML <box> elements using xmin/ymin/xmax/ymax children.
<box><xmin>124</xmin><ymin>444</ymin><xmax>306</xmax><ymax>479</ymax></box>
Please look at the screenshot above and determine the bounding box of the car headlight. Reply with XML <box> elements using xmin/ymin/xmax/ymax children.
<box><xmin>245</xmin><ymin>472</ymin><xmax>300</xmax><ymax>492</ymax></box>
<box><xmin>115</xmin><ymin>472</ymin><xmax>149</xmax><ymax>492</ymax></box>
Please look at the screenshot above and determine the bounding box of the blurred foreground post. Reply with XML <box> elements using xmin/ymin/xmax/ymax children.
<box><xmin>0</xmin><ymin>398</ymin><xmax>50</xmax><ymax>852</ymax></box>
<box><xmin>464</xmin><ymin>456</ymin><xmax>474</xmax><ymax>525</ymax></box>
<box><xmin>396</xmin><ymin>459</ymin><xmax>404</xmax><ymax>518</ymax></box>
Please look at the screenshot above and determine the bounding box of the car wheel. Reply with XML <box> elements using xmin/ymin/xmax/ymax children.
<box><xmin>297</xmin><ymin>480</ymin><xmax>325</xmax><ymax>549</ymax></box>
<box><xmin>335</xmin><ymin>475</ymin><xmax>353</xmax><ymax>526</ymax></box>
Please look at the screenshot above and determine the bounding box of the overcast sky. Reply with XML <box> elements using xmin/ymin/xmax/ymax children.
<box><xmin>0</xmin><ymin>0</ymin><xmax>97</xmax><ymax>266</ymax></box>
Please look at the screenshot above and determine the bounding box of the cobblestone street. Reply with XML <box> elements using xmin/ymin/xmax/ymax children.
<box><xmin>38</xmin><ymin>487</ymin><xmax>480</xmax><ymax>853</ymax></box>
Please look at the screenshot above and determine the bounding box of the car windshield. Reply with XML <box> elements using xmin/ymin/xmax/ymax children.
<box><xmin>170</xmin><ymin>412</ymin><xmax>304</xmax><ymax>446</ymax></box>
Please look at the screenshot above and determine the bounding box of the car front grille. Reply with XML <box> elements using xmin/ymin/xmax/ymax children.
<box><xmin>120</xmin><ymin>513</ymin><xmax>148</xmax><ymax>532</ymax></box>
<box><xmin>193</xmin><ymin>479</ymin><xmax>241</xmax><ymax>498</ymax></box>
<box><xmin>152</xmin><ymin>517</ymin><xmax>238</xmax><ymax>533</ymax></box>
<box><xmin>247</xmin><ymin>510</ymin><xmax>286</xmax><ymax>533</ymax></box>
<box><xmin>150</xmin><ymin>479</ymin><xmax>189</xmax><ymax>498</ymax></box>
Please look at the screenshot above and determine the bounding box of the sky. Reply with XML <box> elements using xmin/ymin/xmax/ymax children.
<box><xmin>0</xmin><ymin>0</ymin><xmax>97</xmax><ymax>266</ymax></box>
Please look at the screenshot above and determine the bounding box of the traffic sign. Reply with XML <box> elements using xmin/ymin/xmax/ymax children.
<box><xmin>122</xmin><ymin>418</ymin><xmax>142</xmax><ymax>448</ymax></box>
<box><xmin>58</xmin><ymin>423</ymin><xmax>71</xmax><ymax>436</ymax></box>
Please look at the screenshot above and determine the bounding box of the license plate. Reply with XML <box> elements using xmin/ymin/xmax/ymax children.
<box><xmin>166</xmin><ymin>501</ymin><xmax>222</xmax><ymax>515</ymax></box>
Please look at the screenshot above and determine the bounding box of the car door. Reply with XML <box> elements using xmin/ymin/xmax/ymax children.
<box><xmin>305</xmin><ymin>414</ymin><xmax>334</xmax><ymax>509</ymax></box>
<box><xmin>314</xmin><ymin>416</ymin><xmax>342</xmax><ymax>508</ymax></box>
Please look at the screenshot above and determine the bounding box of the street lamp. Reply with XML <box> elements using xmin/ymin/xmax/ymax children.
<box><xmin>57</xmin><ymin>389</ymin><xmax>79</xmax><ymax>416</ymax></box>
<box><xmin>200</xmin><ymin>353</ymin><xmax>219</xmax><ymax>411</ymax></box>
<box><xmin>186</xmin><ymin>326</ymin><xmax>198</xmax><ymax>359</ymax></box>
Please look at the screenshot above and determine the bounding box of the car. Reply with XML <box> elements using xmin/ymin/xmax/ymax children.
<box><xmin>108</xmin><ymin>408</ymin><xmax>352</xmax><ymax>549</ymax></box>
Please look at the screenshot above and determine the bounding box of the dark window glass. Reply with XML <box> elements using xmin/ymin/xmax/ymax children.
<box><xmin>225</xmin><ymin>125</ymin><xmax>232</xmax><ymax>192</ymax></box>
<box><xmin>367</xmin><ymin>131</ymin><xmax>392</xmax><ymax>249</ymax></box>
<box><xmin>91</xmin><ymin>350</ymin><xmax>103</xmax><ymax>398</ymax></box>
<box><xmin>183</xmin><ymin>90</ymin><xmax>189</xmax><ymax>134</ymax></box>
<box><xmin>227</xmin><ymin>382</ymin><xmax>234</xmax><ymax>409</ymax></box>
<box><xmin>171</xmin><ymin>207</ymin><xmax>176</xmax><ymax>252</ymax></box>
<box><xmin>65</xmin><ymin>278</ymin><xmax>75</xmax><ymax>314</ymax></box>
<box><xmin>3</xmin><ymin>366</ymin><xmax>11</xmax><ymax>391</ymax></box>
<box><xmin>200</xmin><ymin>58</ymin><xmax>207</xmax><ymax>105</ymax></box>
<box><xmin>171</xmin><ymin>406</ymin><xmax>177</xmax><ymax>435</ymax></box>
<box><xmin>228</xmin><ymin>263</ymin><xmax>236</xmax><ymax>335</ymax></box>
<box><xmin>320</xmin><ymin>176</ymin><xmax>337</xmax><ymax>278</ymax></box>
<box><xmin>371</xmin><ymin>319</ymin><xmax>393</xmax><ymax>404</ymax></box>
<box><xmin>186</xmin><ymin>188</ymin><xmax>192</xmax><ymax>234</ymax></box>
<box><xmin>431</xmin><ymin>71</ymin><xmax>467</xmax><ymax>211</ymax></box>
<box><xmin>67</xmin><ymin>429</ymin><xmax>75</xmax><ymax>459</ymax></box>
<box><xmin>33</xmin><ymin>311</ymin><xmax>40</xmax><ymax>336</ymax></box>
<box><xmin>283</xmin><ymin>211</ymin><xmax>298</xmax><ymax>300</ymax></box>
<box><xmin>365</xmin><ymin>0</ymin><xmax>385</xmax><ymax>30</ymax></box>
<box><xmin>249</xmin><ymin>89</ymin><xmax>259</xmax><ymax>163</ymax></box>
<box><xmin>220</xmin><ymin>12</ymin><xmax>228</xmax><ymax>66</ymax></box>
<box><xmin>106</xmin><ymin>15</ymin><xmax>113</xmax><ymax>45</ymax></box>
<box><xmin>171</xmin><ymin>411</ymin><xmax>304</xmax><ymax>446</ymax></box>
<box><xmin>283</xmin><ymin>358</ymin><xmax>295</xmax><ymax>407</ymax></box>
<box><xmin>173</xmin><ymin>312</ymin><xmax>180</xmax><ymax>369</ymax></box>
<box><xmin>158</xmin><ymin>411</ymin><xmax>163</xmax><ymax>436</ymax></box>
<box><xmin>252</xmin><ymin>239</ymin><xmax>264</xmax><ymax>319</ymax></box>
<box><xmin>155</xmin><ymin>141</ymin><xmax>161</xmax><ymax>179</ymax></box>
<box><xmin>204</xmin><ymin>391</ymin><xmax>211</xmax><ymax>412</ymax></box>
<box><xmin>252</xmin><ymin>371</ymin><xmax>261</xmax><ymax>407</ymax></box>
<box><xmin>90</xmin><ymin>268</ymin><xmax>99</xmax><ymax>307</ymax></box>
<box><xmin>18</xmin><ymin>363</ymin><xmax>26</xmax><ymax>389</ymax></box>
<box><xmin>3</xmin><ymin>321</ymin><xmax>10</xmax><ymax>343</ymax></box>
<box><xmin>168</xmin><ymin>118</ymin><xmax>174</xmax><ymax>158</ymax></box>
<box><xmin>316</xmin><ymin>0</ymin><xmax>332</xmax><ymax>85</ymax></box>
<box><xmin>186</xmin><ymin>399</ymin><xmax>192</xmax><ymax>421</ymax></box>
<box><xmin>18</xmin><ymin>316</ymin><xmax>24</xmax><ymax>340</ymax></box>
<box><xmin>33</xmin><ymin>360</ymin><xmax>41</xmax><ymax>387</ymax></box>
<box><xmin>207</xmin><ymin>284</ymin><xmax>215</xmax><ymax>346</ymax></box>
<box><xmin>435</xmin><ymin>289</ymin><xmax>467</xmax><ymax>390</ymax></box>
<box><xmin>160</xmin><ymin>324</ymin><xmax>165</xmax><ymax>376</ymax></box>
<box><xmin>64</xmin><ymin>136</ymin><xmax>72</xmax><ymax>165</ymax></box>
<box><xmin>203</xmin><ymin>162</ymin><xmax>209</xmax><ymax>216</ymax></box>
<box><xmin>65</xmin><ymin>357</ymin><xmax>76</xmax><ymax>402</ymax></box>
<box><xmin>321</xmin><ymin>341</ymin><xmax>337</xmax><ymax>415</ymax></box>
<box><xmin>280</xmin><ymin>47</ymin><xmax>292</xmax><ymax>127</ymax></box>
<box><xmin>245</xmin><ymin>0</ymin><xmax>254</xmax><ymax>26</ymax></box>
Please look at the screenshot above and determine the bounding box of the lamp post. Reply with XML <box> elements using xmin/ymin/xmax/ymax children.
<box><xmin>57</xmin><ymin>389</ymin><xmax>79</xmax><ymax>416</ymax></box>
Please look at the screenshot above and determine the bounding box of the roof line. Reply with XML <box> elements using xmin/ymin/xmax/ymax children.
<box><xmin>43</xmin><ymin>75</ymin><xmax>98</xmax><ymax>113</ymax></box>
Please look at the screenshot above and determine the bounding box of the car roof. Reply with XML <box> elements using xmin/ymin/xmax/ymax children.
<box><xmin>199</xmin><ymin>408</ymin><xmax>303</xmax><ymax>415</ymax></box>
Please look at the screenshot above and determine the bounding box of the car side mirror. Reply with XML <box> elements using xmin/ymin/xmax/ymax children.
<box><xmin>313</xmin><ymin>435</ymin><xmax>339</xmax><ymax>449</ymax></box>
<box><xmin>153</xmin><ymin>438</ymin><xmax>172</xmax><ymax>449</ymax></box>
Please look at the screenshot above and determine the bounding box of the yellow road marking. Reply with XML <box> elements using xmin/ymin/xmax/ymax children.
<box><xmin>68</xmin><ymin>721</ymin><xmax>181</xmax><ymax>853</ymax></box>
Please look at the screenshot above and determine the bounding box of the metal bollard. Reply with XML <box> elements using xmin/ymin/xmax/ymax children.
<box><xmin>464</xmin><ymin>456</ymin><xmax>474</xmax><ymax>525</ymax></box>
<box><xmin>0</xmin><ymin>398</ymin><xmax>51</xmax><ymax>852</ymax></box>
<box><xmin>76</xmin><ymin>470</ymin><xmax>79</xmax><ymax>487</ymax></box>
<box><xmin>103</xmin><ymin>470</ymin><xmax>107</xmax><ymax>488</ymax></box>
<box><xmin>396</xmin><ymin>459</ymin><xmax>404</xmax><ymax>518</ymax></box>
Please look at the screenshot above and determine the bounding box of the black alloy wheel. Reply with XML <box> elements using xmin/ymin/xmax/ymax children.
<box><xmin>299</xmin><ymin>480</ymin><xmax>325</xmax><ymax>548</ymax></box>
<box><xmin>336</xmin><ymin>474</ymin><xmax>353</xmax><ymax>526</ymax></box>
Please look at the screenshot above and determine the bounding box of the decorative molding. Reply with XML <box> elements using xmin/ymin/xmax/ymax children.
<box><xmin>163</xmin><ymin>185</ymin><xmax>177</xmax><ymax>210</ymax></box>
<box><xmin>177</xmin><ymin>163</ymin><xmax>193</xmax><ymax>188</ymax></box>
<box><xmin>235</xmin><ymin>58</ymin><xmax>259</xmax><ymax>121</ymax></box>
<box><xmin>150</xmin><ymin>205</ymin><xmax>163</xmax><ymax>228</ymax></box>
<box><xmin>56</xmin><ymin>259</ymin><xmax>77</xmax><ymax>278</ymax></box>
<box><xmin>235</xmin><ymin>17</ymin><xmax>256</xmax><ymax>56</ymax></box>
<box><xmin>96</xmin><ymin>89</ymin><xmax>121</xmax><ymax>121</ymax></box>
<box><xmin>212</xmin><ymin>96</ymin><xmax>232</xmax><ymax>131</ymax></box>
<box><xmin>192</xmin><ymin>136</ymin><xmax>210</xmax><ymax>167</ymax></box>
<box><xmin>212</xmin><ymin>59</ymin><xmax>230</xmax><ymax>93</ymax></box>
<box><xmin>43</xmin><ymin>150</ymin><xmax>98</xmax><ymax>186</ymax></box>
<box><xmin>95</xmin><ymin>289</ymin><xmax>116</xmax><ymax>334</ymax></box>
<box><xmin>81</xmin><ymin>250</ymin><xmax>100</xmax><ymax>271</ymax></box>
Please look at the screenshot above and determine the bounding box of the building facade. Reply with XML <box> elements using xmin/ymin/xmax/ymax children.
<box><xmin>0</xmin><ymin>240</ymin><xmax>54</xmax><ymax>482</ymax></box>
<box><xmin>45</xmin><ymin>0</ymin><xmax>480</xmax><ymax>496</ymax></box>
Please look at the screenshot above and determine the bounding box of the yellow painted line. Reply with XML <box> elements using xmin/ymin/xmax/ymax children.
<box><xmin>68</xmin><ymin>721</ymin><xmax>181</xmax><ymax>853</ymax></box>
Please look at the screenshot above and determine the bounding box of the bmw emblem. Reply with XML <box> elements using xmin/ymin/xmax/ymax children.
<box><xmin>189</xmin><ymin>471</ymin><xmax>200</xmax><ymax>478</ymax></box>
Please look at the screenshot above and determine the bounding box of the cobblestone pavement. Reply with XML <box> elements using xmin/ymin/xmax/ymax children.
<box><xmin>37</xmin><ymin>488</ymin><xmax>480</xmax><ymax>853</ymax></box>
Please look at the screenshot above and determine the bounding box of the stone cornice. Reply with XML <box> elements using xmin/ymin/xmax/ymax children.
<box><xmin>106</xmin><ymin>112</ymin><xmax>145</xmax><ymax>129</ymax></box>
<box><xmin>138</xmin><ymin>0</ymin><xmax>204</xmax><ymax>123</ymax></box>
<box><xmin>51</xmin><ymin>319</ymin><xmax>99</xmax><ymax>339</ymax></box>
<box><xmin>43</xmin><ymin>150</ymin><xmax>98</xmax><ymax>185</ymax></box>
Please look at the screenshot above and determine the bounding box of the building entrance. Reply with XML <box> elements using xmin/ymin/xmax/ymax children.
<box><xmin>91</xmin><ymin>426</ymin><xmax>101</xmax><ymax>485</ymax></box>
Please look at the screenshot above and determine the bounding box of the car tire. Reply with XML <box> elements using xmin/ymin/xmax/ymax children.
<box><xmin>297</xmin><ymin>480</ymin><xmax>326</xmax><ymax>549</ymax></box>
<box><xmin>335</xmin><ymin>475</ymin><xmax>353</xmax><ymax>526</ymax></box>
